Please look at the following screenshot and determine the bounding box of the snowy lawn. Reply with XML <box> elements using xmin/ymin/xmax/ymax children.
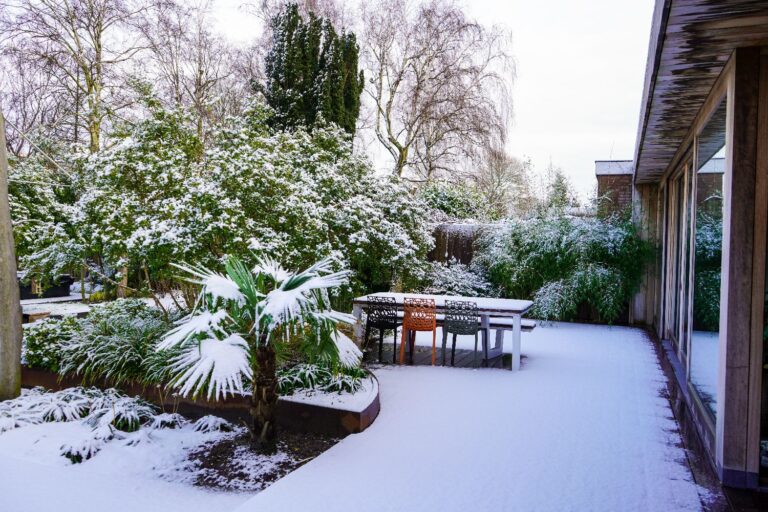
<box><xmin>235</xmin><ymin>322</ymin><xmax>707</xmax><ymax>512</ymax></box>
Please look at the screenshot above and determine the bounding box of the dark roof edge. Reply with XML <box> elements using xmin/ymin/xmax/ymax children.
<box><xmin>633</xmin><ymin>0</ymin><xmax>673</xmax><ymax>184</ymax></box>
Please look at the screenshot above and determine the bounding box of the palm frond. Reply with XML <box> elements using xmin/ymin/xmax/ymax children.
<box><xmin>172</xmin><ymin>262</ymin><xmax>246</xmax><ymax>306</ymax></box>
<box><xmin>170</xmin><ymin>334</ymin><xmax>251</xmax><ymax>400</ymax></box>
<box><xmin>158</xmin><ymin>310</ymin><xmax>230</xmax><ymax>350</ymax></box>
<box><xmin>252</xmin><ymin>256</ymin><xmax>290</xmax><ymax>283</ymax></box>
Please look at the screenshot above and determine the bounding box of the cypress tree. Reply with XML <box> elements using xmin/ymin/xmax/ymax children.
<box><xmin>263</xmin><ymin>3</ymin><xmax>363</xmax><ymax>135</ymax></box>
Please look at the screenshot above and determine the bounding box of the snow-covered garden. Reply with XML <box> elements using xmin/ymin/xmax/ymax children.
<box><xmin>0</xmin><ymin>1</ymin><xmax>714</xmax><ymax>511</ymax></box>
<box><xmin>0</xmin><ymin>324</ymin><xmax>710</xmax><ymax>512</ymax></box>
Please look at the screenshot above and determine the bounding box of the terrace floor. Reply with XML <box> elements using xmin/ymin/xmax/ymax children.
<box><xmin>235</xmin><ymin>322</ymin><xmax>712</xmax><ymax>512</ymax></box>
<box><xmin>363</xmin><ymin>336</ymin><xmax>512</xmax><ymax>369</ymax></box>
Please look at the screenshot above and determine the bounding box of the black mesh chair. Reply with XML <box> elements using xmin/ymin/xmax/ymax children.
<box><xmin>442</xmin><ymin>300</ymin><xmax>483</xmax><ymax>367</ymax></box>
<box><xmin>365</xmin><ymin>296</ymin><xmax>402</xmax><ymax>363</ymax></box>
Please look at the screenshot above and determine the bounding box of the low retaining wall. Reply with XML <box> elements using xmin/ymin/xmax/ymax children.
<box><xmin>21</xmin><ymin>366</ymin><xmax>380</xmax><ymax>438</ymax></box>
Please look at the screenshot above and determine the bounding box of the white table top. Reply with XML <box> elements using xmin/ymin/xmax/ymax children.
<box><xmin>353</xmin><ymin>292</ymin><xmax>533</xmax><ymax>316</ymax></box>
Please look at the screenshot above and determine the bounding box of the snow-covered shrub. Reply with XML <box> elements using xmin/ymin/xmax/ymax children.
<box><xmin>474</xmin><ymin>215</ymin><xmax>653</xmax><ymax>322</ymax></box>
<box><xmin>208</xmin><ymin>105</ymin><xmax>433</xmax><ymax>295</ymax></box>
<box><xmin>321</xmin><ymin>366</ymin><xmax>367</xmax><ymax>394</ymax></box>
<box><xmin>277</xmin><ymin>363</ymin><xmax>367</xmax><ymax>395</ymax></box>
<box><xmin>62</xmin><ymin>102</ymin><xmax>431</xmax><ymax>299</ymax></box>
<box><xmin>693</xmin><ymin>270</ymin><xmax>721</xmax><ymax>331</ymax></box>
<box><xmin>85</xmin><ymin>391</ymin><xmax>156</xmax><ymax>433</ymax></box>
<box><xmin>692</xmin><ymin>212</ymin><xmax>723</xmax><ymax>331</ymax></box>
<box><xmin>149</xmin><ymin>412</ymin><xmax>187</xmax><ymax>430</ymax></box>
<box><xmin>419</xmin><ymin>181</ymin><xmax>489</xmax><ymax>221</ymax></box>
<box><xmin>193</xmin><ymin>415</ymin><xmax>233</xmax><ymax>433</ymax></box>
<box><xmin>419</xmin><ymin>259</ymin><xmax>496</xmax><ymax>297</ymax></box>
<box><xmin>0</xmin><ymin>387</ymin><xmax>153</xmax><ymax>434</ymax></box>
<box><xmin>22</xmin><ymin>316</ymin><xmax>79</xmax><ymax>372</ymax></box>
<box><xmin>8</xmin><ymin>148</ymin><xmax>84</xmax><ymax>290</ymax></box>
<box><xmin>59</xmin><ymin>299</ymin><xmax>178</xmax><ymax>385</ymax></box>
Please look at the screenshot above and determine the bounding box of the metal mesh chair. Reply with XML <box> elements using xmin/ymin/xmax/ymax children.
<box><xmin>442</xmin><ymin>300</ymin><xmax>482</xmax><ymax>367</ymax></box>
<box><xmin>365</xmin><ymin>296</ymin><xmax>401</xmax><ymax>363</ymax></box>
<box><xmin>399</xmin><ymin>297</ymin><xmax>437</xmax><ymax>365</ymax></box>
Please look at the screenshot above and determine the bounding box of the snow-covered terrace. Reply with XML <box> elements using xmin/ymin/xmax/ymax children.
<box><xmin>232</xmin><ymin>322</ymin><xmax>708</xmax><ymax>511</ymax></box>
<box><xmin>0</xmin><ymin>322</ymin><xmax>710</xmax><ymax>511</ymax></box>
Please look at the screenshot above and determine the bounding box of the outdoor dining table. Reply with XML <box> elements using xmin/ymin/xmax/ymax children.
<box><xmin>352</xmin><ymin>292</ymin><xmax>534</xmax><ymax>371</ymax></box>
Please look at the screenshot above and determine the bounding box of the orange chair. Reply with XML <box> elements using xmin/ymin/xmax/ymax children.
<box><xmin>399</xmin><ymin>298</ymin><xmax>437</xmax><ymax>365</ymax></box>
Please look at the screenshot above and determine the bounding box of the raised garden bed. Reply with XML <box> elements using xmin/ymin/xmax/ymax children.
<box><xmin>21</xmin><ymin>366</ymin><xmax>380</xmax><ymax>438</ymax></box>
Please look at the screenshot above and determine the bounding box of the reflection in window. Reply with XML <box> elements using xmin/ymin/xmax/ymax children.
<box><xmin>690</xmin><ymin>99</ymin><xmax>726</xmax><ymax>418</ymax></box>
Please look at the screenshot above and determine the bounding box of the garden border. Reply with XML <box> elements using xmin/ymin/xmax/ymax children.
<box><xmin>20</xmin><ymin>366</ymin><xmax>380</xmax><ymax>438</ymax></box>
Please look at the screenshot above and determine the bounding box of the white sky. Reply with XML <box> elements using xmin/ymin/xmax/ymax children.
<box><xmin>212</xmin><ymin>0</ymin><xmax>655</xmax><ymax>199</ymax></box>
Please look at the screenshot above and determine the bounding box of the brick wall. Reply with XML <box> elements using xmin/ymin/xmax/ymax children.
<box><xmin>597</xmin><ymin>174</ymin><xmax>633</xmax><ymax>217</ymax></box>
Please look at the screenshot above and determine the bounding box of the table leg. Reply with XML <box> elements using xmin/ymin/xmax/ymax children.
<box><xmin>352</xmin><ymin>303</ymin><xmax>364</xmax><ymax>347</ymax></box>
<box><xmin>512</xmin><ymin>313</ymin><xmax>522</xmax><ymax>371</ymax></box>
<box><xmin>480</xmin><ymin>314</ymin><xmax>490</xmax><ymax>363</ymax></box>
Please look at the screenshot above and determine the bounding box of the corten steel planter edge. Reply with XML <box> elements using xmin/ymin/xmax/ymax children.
<box><xmin>20</xmin><ymin>366</ymin><xmax>381</xmax><ymax>438</ymax></box>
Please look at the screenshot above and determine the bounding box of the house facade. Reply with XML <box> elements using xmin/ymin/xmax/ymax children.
<box><xmin>629</xmin><ymin>0</ymin><xmax>768</xmax><ymax>489</ymax></box>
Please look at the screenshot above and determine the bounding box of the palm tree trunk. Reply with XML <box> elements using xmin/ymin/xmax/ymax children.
<box><xmin>250</xmin><ymin>342</ymin><xmax>278</xmax><ymax>454</ymax></box>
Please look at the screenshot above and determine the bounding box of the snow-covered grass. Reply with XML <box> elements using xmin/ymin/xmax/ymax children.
<box><xmin>235</xmin><ymin>322</ymin><xmax>707</xmax><ymax>512</ymax></box>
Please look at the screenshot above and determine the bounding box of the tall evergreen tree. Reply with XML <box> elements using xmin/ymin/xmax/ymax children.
<box><xmin>264</xmin><ymin>3</ymin><xmax>363</xmax><ymax>135</ymax></box>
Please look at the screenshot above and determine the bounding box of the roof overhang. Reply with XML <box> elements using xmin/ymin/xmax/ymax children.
<box><xmin>633</xmin><ymin>0</ymin><xmax>768</xmax><ymax>184</ymax></box>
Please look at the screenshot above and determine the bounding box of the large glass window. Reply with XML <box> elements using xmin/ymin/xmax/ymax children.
<box><xmin>690</xmin><ymin>99</ymin><xmax>726</xmax><ymax>418</ymax></box>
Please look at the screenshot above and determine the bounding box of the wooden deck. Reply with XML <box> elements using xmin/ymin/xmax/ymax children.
<box><xmin>362</xmin><ymin>343</ymin><xmax>510</xmax><ymax>370</ymax></box>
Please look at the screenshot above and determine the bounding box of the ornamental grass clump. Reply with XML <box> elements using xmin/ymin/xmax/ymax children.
<box><xmin>58</xmin><ymin>299</ymin><xmax>179</xmax><ymax>386</ymax></box>
<box><xmin>159</xmin><ymin>255</ymin><xmax>359</xmax><ymax>453</ymax></box>
<box><xmin>474</xmin><ymin>215</ymin><xmax>653</xmax><ymax>322</ymax></box>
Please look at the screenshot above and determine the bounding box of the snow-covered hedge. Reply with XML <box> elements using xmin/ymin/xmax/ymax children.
<box><xmin>474</xmin><ymin>215</ymin><xmax>653</xmax><ymax>322</ymax></box>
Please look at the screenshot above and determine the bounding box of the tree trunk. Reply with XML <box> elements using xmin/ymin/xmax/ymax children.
<box><xmin>116</xmin><ymin>264</ymin><xmax>128</xmax><ymax>298</ymax></box>
<box><xmin>250</xmin><ymin>341</ymin><xmax>278</xmax><ymax>454</ymax></box>
<box><xmin>0</xmin><ymin>111</ymin><xmax>22</xmax><ymax>400</ymax></box>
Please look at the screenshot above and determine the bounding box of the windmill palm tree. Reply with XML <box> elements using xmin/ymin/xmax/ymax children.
<box><xmin>159</xmin><ymin>255</ymin><xmax>355</xmax><ymax>453</ymax></box>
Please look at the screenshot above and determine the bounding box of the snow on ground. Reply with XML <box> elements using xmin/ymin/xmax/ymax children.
<box><xmin>236</xmin><ymin>322</ymin><xmax>707</xmax><ymax>512</ymax></box>
<box><xmin>0</xmin><ymin>417</ymin><xmax>251</xmax><ymax>512</ymax></box>
<box><xmin>281</xmin><ymin>376</ymin><xmax>378</xmax><ymax>412</ymax></box>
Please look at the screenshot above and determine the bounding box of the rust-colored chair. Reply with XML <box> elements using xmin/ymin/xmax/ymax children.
<box><xmin>399</xmin><ymin>297</ymin><xmax>437</xmax><ymax>365</ymax></box>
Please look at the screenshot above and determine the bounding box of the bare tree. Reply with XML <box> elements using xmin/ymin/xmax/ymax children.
<box><xmin>0</xmin><ymin>0</ymin><xmax>150</xmax><ymax>153</ymax></box>
<box><xmin>139</xmin><ymin>1</ymin><xmax>246</xmax><ymax>140</ymax></box>
<box><xmin>362</xmin><ymin>0</ymin><xmax>514</xmax><ymax>180</ymax></box>
<box><xmin>471</xmin><ymin>147</ymin><xmax>534</xmax><ymax>219</ymax></box>
<box><xmin>0</xmin><ymin>110</ymin><xmax>22</xmax><ymax>400</ymax></box>
<box><xmin>0</xmin><ymin>49</ymin><xmax>73</xmax><ymax>156</ymax></box>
